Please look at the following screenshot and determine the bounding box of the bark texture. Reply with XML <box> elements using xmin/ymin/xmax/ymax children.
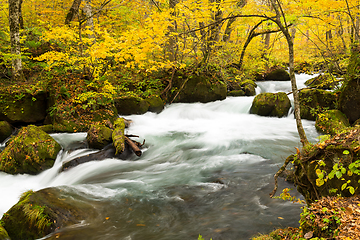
<box><xmin>9</xmin><ymin>0</ymin><xmax>23</xmax><ymax>80</ymax></box>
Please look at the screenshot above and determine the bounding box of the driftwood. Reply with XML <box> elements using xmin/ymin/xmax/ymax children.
<box><xmin>125</xmin><ymin>136</ymin><xmax>142</xmax><ymax>156</ymax></box>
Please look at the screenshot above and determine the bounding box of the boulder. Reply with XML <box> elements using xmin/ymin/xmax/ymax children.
<box><xmin>338</xmin><ymin>78</ymin><xmax>360</xmax><ymax>124</ymax></box>
<box><xmin>256</xmin><ymin>67</ymin><xmax>290</xmax><ymax>81</ymax></box>
<box><xmin>299</xmin><ymin>88</ymin><xmax>337</xmax><ymax>121</ymax></box>
<box><xmin>228</xmin><ymin>90</ymin><xmax>245</xmax><ymax>97</ymax></box>
<box><xmin>250</xmin><ymin>92</ymin><xmax>291</xmax><ymax>117</ymax></box>
<box><xmin>86</xmin><ymin>124</ymin><xmax>113</xmax><ymax>149</ymax></box>
<box><xmin>0</xmin><ymin>121</ymin><xmax>12</xmax><ymax>143</ymax></box>
<box><xmin>0</xmin><ymin>91</ymin><xmax>47</xmax><ymax>124</ymax></box>
<box><xmin>304</xmin><ymin>73</ymin><xmax>341</xmax><ymax>90</ymax></box>
<box><xmin>0</xmin><ymin>225</ymin><xmax>9</xmax><ymax>240</ymax></box>
<box><xmin>227</xmin><ymin>79</ymin><xmax>257</xmax><ymax>96</ymax></box>
<box><xmin>114</xmin><ymin>96</ymin><xmax>149</xmax><ymax>115</ymax></box>
<box><xmin>0</xmin><ymin>125</ymin><xmax>61</xmax><ymax>175</ymax></box>
<box><xmin>145</xmin><ymin>96</ymin><xmax>164</xmax><ymax>113</ymax></box>
<box><xmin>1</xmin><ymin>188</ymin><xmax>98</xmax><ymax>240</ymax></box>
<box><xmin>315</xmin><ymin>110</ymin><xmax>350</xmax><ymax>135</ymax></box>
<box><xmin>169</xmin><ymin>74</ymin><xmax>227</xmax><ymax>103</ymax></box>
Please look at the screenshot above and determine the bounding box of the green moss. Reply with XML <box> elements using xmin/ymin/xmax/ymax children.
<box><xmin>145</xmin><ymin>96</ymin><xmax>164</xmax><ymax>113</ymax></box>
<box><xmin>315</xmin><ymin>110</ymin><xmax>350</xmax><ymax>135</ymax></box>
<box><xmin>0</xmin><ymin>224</ymin><xmax>9</xmax><ymax>240</ymax></box>
<box><xmin>112</xmin><ymin>118</ymin><xmax>125</xmax><ymax>155</ymax></box>
<box><xmin>0</xmin><ymin>125</ymin><xmax>61</xmax><ymax>174</ymax></box>
<box><xmin>114</xmin><ymin>96</ymin><xmax>149</xmax><ymax>115</ymax></box>
<box><xmin>250</xmin><ymin>92</ymin><xmax>291</xmax><ymax>117</ymax></box>
<box><xmin>87</xmin><ymin>124</ymin><xmax>113</xmax><ymax>149</ymax></box>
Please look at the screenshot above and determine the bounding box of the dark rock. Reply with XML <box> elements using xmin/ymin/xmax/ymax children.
<box><xmin>299</xmin><ymin>88</ymin><xmax>337</xmax><ymax>121</ymax></box>
<box><xmin>86</xmin><ymin>124</ymin><xmax>113</xmax><ymax>149</ymax></box>
<box><xmin>227</xmin><ymin>79</ymin><xmax>257</xmax><ymax>96</ymax></box>
<box><xmin>228</xmin><ymin>90</ymin><xmax>245</xmax><ymax>97</ymax></box>
<box><xmin>315</xmin><ymin>109</ymin><xmax>350</xmax><ymax>135</ymax></box>
<box><xmin>250</xmin><ymin>92</ymin><xmax>291</xmax><ymax>117</ymax></box>
<box><xmin>114</xmin><ymin>96</ymin><xmax>149</xmax><ymax>115</ymax></box>
<box><xmin>0</xmin><ymin>121</ymin><xmax>12</xmax><ymax>143</ymax></box>
<box><xmin>0</xmin><ymin>224</ymin><xmax>9</xmax><ymax>240</ymax></box>
<box><xmin>0</xmin><ymin>91</ymin><xmax>47</xmax><ymax>124</ymax></box>
<box><xmin>0</xmin><ymin>125</ymin><xmax>61</xmax><ymax>174</ymax></box>
<box><xmin>264</xmin><ymin>68</ymin><xmax>290</xmax><ymax>81</ymax></box>
<box><xmin>1</xmin><ymin>188</ymin><xmax>98</xmax><ymax>240</ymax></box>
<box><xmin>338</xmin><ymin>78</ymin><xmax>360</xmax><ymax>124</ymax></box>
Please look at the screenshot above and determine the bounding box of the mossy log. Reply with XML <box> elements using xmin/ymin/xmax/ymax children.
<box><xmin>112</xmin><ymin>118</ymin><xmax>125</xmax><ymax>155</ymax></box>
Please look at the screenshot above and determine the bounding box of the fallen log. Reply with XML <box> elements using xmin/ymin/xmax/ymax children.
<box><xmin>112</xmin><ymin>118</ymin><xmax>125</xmax><ymax>155</ymax></box>
<box><xmin>125</xmin><ymin>136</ymin><xmax>142</xmax><ymax>156</ymax></box>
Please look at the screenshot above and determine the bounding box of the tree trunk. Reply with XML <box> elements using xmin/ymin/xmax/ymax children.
<box><xmin>65</xmin><ymin>0</ymin><xmax>82</xmax><ymax>25</ymax></box>
<box><xmin>166</xmin><ymin>0</ymin><xmax>179</xmax><ymax>62</ymax></box>
<box><xmin>83</xmin><ymin>0</ymin><xmax>96</xmax><ymax>42</ymax></box>
<box><xmin>269</xmin><ymin>0</ymin><xmax>308</xmax><ymax>146</ymax></box>
<box><xmin>9</xmin><ymin>0</ymin><xmax>24</xmax><ymax>80</ymax></box>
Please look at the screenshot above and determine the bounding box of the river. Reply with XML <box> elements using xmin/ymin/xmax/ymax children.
<box><xmin>0</xmin><ymin>74</ymin><xmax>320</xmax><ymax>240</ymax></box>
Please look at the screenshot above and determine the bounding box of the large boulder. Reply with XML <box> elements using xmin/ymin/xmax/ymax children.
<box><xmin>305</xmin><ymin>73</ymin><xmax>341</xmax><ymax>90</ymax></box>
<box><xmin>0</xmin><ymin>91</ymin><xmax>47</xmax><ymax>124</ymax></box>
<box><xmin>256</xmin><ymin>67</ymin><xmax>290</xmax><ymax>81</ymax></box>
<box><xmin>0</xmin><ymin>125</ymin><xmax>61</xmax><ymax>175</ymax></box>
<box><xmin>250</xmin><ymin>92</ymin><xmax>291</xmax><ymax>117</ymax></box>
<box><xmin>299</xmin><ymin>88</ymin><xmax>337</xmax><ymax>121</ymax></box>
<box><xmin>114</xmin><ymin>96</ymin><xmax>149</xmax><ymax>115</ymax></box>
<box><xmin>338</xmin><ymin>78</ymin><xmax>360</xmax><ymax>124</ymax></box>
<box><xmin>1</xmin><ymin>188</ymin><xmax>98</xmax><ymax>240</ymax></box>
<box><xmin>315</xmin><ymin>109</ymin><xmax>350</xmax><ymax>135</ymax></box>
<box><xmin>86</xmin><ymin>124</ymin><xmax>113</xmax><ymax>149</ymax></box>
<box><xmin>169</xmin><ymin>74</ymin><xmax>227</xmax><ymax>103</ymax></box>
<box><xmin>227</xmin><ymin>79</ymin><xmax>257</xmax><ymax>96</ymax></box>
<box><xmin>0</xmin><ymin>121</ymin><xmax>12</xmax><ymax>143</ymax></box>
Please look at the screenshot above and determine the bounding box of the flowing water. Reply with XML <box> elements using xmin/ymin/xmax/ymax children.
<box><xmin>0</xmin><ymin>74</ymin><xmax>320</xmax><ymax>240</ymax></box>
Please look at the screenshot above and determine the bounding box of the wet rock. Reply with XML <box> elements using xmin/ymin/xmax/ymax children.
<box><xmin>145</xmin><ymin>96</ymin><xmax>164</xmax><ymax>113</ymax></box>
<box><xmin>0</xmin><ymin>91</ymin><xmax>47</xmax><ymax>124</ymax></box>
<box><xmin>227</xmin><ymin>79</ymin><xmax>257</xmax><ymax>96</ymax></box>
<box><xmin>299</xmin><ymin>88</ymin><xmax>337</xmax><ymax>121</ymax></box>
<box><xmin>0</xmin><ymin>121</ymin><xmax>12</xmax><ymax>143</ymax></box>
<box><xmin>228</xmin><ymin>90</ymin><xmax>245</xmax><ymax>97</ymax></box>
<box><xmin>0</xmin><ymin>125</ymin><xmax>61</xmax><ymax>175</ymax></box>
<box><xmin>315</xmin><ymin>109</ymin><xmax>350</xmax><ymax>135</ymax></box>
<box><xmin>86</xmin><ymin>124</ymin><xmax>113</xmax><ymax>150</ymax></box>
<box><xmin>250</xmin><ymin>92</ymin><xmax>291</xmax><ymax>117</ymax></box>
<box><xmin>1</xmin><ymin>188</ymin><xmax>98</xmax><ymax>240</ymax></box>
<box><xmin>304</xmin><ymin>73</ymin><xmax>341</xmax><ymax>90</ymax></box>
<box><xmin>114</xmin><ymin>96</ymin><xmax>149</xmax><ymax>115</ymax></box>
<box><xmin>338</xmin><ymin>78</ymin><xmax>360</xmax><ymax>124</ymax></box>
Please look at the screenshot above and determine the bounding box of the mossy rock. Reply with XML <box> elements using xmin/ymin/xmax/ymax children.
<box><xmin>0</xmin><ymin>225</ymin><xmax>9</xmax><ymax>240</ymax></box>
<box><xmin>315</xmin><ymin>110</ymin><xmax>350</xmax><ymax>135</ymax></box>
<box><xmin>228</xmin><ymin>90</ymin><xmax>245</xmax><ymax>97</ymax></box>
<box><xmin>256</xmin><ymin>66</ymin><xmax>290</xmax><ymax>81</ymax></box>
<box><xmin>293</xmin><ymin>128</ymin><xmax>360</xmax><ymax>204</ymax></box>
<box><xmin>0</xmin><ymin>121</ymin><xmax>12</xmax><ymax>143</ymax></box>
<box><xmin>114</xmin><ymin>96</ymin><xmax>149</xmax><ymax>115</ymax></box>
<box><xmin>304</xmin><ymin>73</ymin><xmax>341</xmax><ymax>90</ymax></box>
<box><xmin>145</xmin><ymin>96</ymin><xmax>164</xmax><ymax>113</ymax></box>
<box><xmin>299</xmin><ymin>88</ymin><xmax>337</xmax><ymax>121</ymax></box>
<box><xmin>338</xmin><ymin>78</ymin><xmax>360</xmax><ymax>124</ymax></box>
<box><xmin>0</xmin><ymin>125</ymin><xmax>61</xmax><ymax>175</ymax></box>
<box><xmin>86</xmin><ymin>124</ymin><xmax>113</xmax><ymax>149</ymax></box>
<box><xmin>169</xmin><ymin>74</ymin><xmax>227</xmax><ymax>103</ymax></box>
<box><xmin>1</xmin><ymin>188</ymin><xmax>98</xmax><ymax>240</ymax></box>
<box><xmin>50</xmin><ymin>103</ymin><xmax>118</xmax><ymax>133</ymax></box>
<box><xmin>227</xmin><ymin>78</ymin><xmax>257</xmax><ymax>96</ymax></box>
<box><xmin>0</xmin><ymin>91</ymin><xmax>47</xmax><ymax>124</ymax></box>
<box><xmin>250</xmin><ymin>92</ymin><xmax>291</xmax><ymax>117</ymax></box>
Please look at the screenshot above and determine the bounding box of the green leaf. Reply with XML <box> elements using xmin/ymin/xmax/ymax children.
<box><xmin>343</xmin><ymin>150</ymin><xmax>350</xmax><ymax>155</ymax></box>
<box><xmin>341</xmin><ymin>183</ymin><xmax>347</xmax><ymax>191</ymax></box>
<box><xmin>336</xmin><ymin>171</ymin><xmax>343</xmax><ymax>179</ymax></box>
<box><xmin>349</xmin><ymin>186</ymin><xmax>355</xmax><ymax>195</ymax></box>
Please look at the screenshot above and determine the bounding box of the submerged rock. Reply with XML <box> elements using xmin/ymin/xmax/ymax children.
<box><xmin>250</xmin><ymin>92</ymin><xmax>291</xmax><ymax>117</ymax></box>
<box><xmin>1</xmin><ymin>188</ymin><xmax>98</xmax><ymax>240</ymax></box>
<box><xmin>315</xmin><ymin>109</ymin><xmax>350</xmax><ymax>135</ymax></box>
<box><xmin>299</xmin><ymin>88</ymin><xmax>337</xmax><ymax>121</ymax></box>
<box><xmin>0</xmin><ymin>125</ymin><xmax>61</xmax><ymax>175</ymax></box>
<box><xmin>0</xmin><ymin>121</ymin><xmax>12</xmax><ymax>143</ymax></box>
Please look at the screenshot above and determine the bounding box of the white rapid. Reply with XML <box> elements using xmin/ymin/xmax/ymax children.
<box><xmin>0</xmin><ymin>74</ymin><xmax>320</xmax><ymax>240</ymax></box>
